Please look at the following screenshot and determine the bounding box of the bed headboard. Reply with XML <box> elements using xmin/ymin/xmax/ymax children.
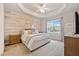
<box><xmin>24</xmin><ymin>28</ymin><xmax>39</xmax><ymax>34</ymax></box>
<box><xmin>25</xmin><ymin>28</ymin><xmax>32</xmax><ymax>30</ymax></box>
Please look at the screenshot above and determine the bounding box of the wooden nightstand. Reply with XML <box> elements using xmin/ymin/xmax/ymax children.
<box><xmin>5</xmin><ymin>34</ymin><xmax>21</xmax><ymax>45</ymax></box>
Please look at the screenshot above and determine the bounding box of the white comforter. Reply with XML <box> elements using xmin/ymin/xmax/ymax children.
<box><xmin>21</xmin><ymin>33</ymin><xmax>50</xmax><ymax>51</ymax></box>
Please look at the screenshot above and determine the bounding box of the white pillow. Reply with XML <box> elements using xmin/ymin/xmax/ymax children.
<box><xmin>24</xmin><ymin>30</ymin><xmax>32</xmax><ymax>34</ymax></box>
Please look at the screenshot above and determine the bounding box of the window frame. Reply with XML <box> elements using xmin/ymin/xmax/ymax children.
<box><xmin>47</xmin><ymin>18</ymin><xmax>62</xmax><ymax>33</ymax></box>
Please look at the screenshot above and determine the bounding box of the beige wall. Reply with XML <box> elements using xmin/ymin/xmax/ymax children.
<box><xmin>4</xmin><ymin>11</ymin><xmax>41</xmax><ymax>39</ymax></box>
<box><xmin>62</xmin><ymin>11</ymin><xmax>75</xmax><ymax>36</ymax></box>
<box><xmin>40</xmin><ymin>19</ymin><xmax>47</xmax><ymax>33</ymax></box>
<box><xmin>59</xmin><ymin>11</ymin><xmax>76</xmax><ymax>37</ymax></box>
<box><xmin>0</xmin><ymin>3</ymin><xmax>4</xmax><ymax>55</ymax></box>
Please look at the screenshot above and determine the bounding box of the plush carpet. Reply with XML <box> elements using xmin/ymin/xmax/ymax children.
<box><xmin>4</xmin><ymin>40</ymin><xmax>64</xmax><ymax>56</ymax></box>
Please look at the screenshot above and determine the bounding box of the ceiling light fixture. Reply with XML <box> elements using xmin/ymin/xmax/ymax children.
<box><xmin>35</xmin><ymin>3</ymin><xmax>48</xmax><ymax>13</ymax></box>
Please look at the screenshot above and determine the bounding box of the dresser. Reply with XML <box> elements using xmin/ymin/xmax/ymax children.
<box><xmin>64</xmin><ymin>36</ymin><xmax>79</xmax><ymax>56</ymax></box>
<box><xmin>5</xmin><ymin>34</ymin><xmax>21</xmax><ymax>45</ymax></box>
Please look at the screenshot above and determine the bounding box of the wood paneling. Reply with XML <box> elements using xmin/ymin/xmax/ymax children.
<box><xmin>4</xmin><ymin>14</ymin><xmax>41</xmax><ymax>35</ymax></box>
<box><xmin>64</xmin><ymin>36</ymin><xmax>79</xmax><ymax>56</ymax></box>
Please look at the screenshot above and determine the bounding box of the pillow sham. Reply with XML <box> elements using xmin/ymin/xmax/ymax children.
<box><xmin>24</xmin><ymin>30</ymin><xmax>32</xmax><ymax>34</ymax></box>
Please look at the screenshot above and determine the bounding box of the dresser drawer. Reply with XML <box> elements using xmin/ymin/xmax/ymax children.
<box><xmin>64</xmin><ymin>47</ymin><xmax>79</xmax><ymax>56</ymax></box>
<box><xmin>9</xmin><ymin>34</ymin><xmax>21</xmax><ymax>45</ymax></box>
<box><xmin>64</xmin><ymin>36</ymin><xmax>79</xmax><ymax>48</ymax></box>
<box><xmin>64</xmin><ymin>36</ymin><xmax>79</xmax><ymax>56</ymax></box>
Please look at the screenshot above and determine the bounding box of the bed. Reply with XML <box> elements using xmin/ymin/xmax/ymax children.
<box><xmin>21</xmin><ymin>29</ymin><xmax>50</xmax><ymax>51</ymax></box>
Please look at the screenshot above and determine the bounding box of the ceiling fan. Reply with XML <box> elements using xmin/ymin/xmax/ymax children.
<box><xmin>34</xmin><ymin>3</ymin><xmax>48</xmax><ymax>13</ymax></box>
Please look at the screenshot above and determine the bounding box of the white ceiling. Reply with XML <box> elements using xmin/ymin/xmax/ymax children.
<box><xmin>21</xmin><ymin>3</ymin><xmax>64</xmax><ymax>14</ymax></box>
<box><xmin>4</xmin><ymin>3</ymin><xmax>79</xmax><ymax>18</ymax></box>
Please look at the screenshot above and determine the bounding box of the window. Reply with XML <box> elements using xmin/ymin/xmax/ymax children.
<box><xmin>47</xmin><ymin>19</ymin><xmax>61</xmax><ymax>33</ymax></box>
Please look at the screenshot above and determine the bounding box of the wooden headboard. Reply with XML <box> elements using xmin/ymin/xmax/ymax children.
<box><xmin>25</xmin><ymin>28</ymin><xmax>32</xmax><ymax>30</ymax></box>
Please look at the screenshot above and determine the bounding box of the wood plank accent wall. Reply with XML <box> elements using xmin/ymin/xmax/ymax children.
<box><xmin>64</xmin><ymin>36</ymin><xmax>79</xmax><ymax>56</ymax></box>
<box><xmin>4</xmin><ymin>14</ymin><xmax>41</xmax><ymax>35</ymax></box>
<box><xmin>4</xmin><ymin>13</ymin><xmax>41</xmax><ymax>40</ymax></box>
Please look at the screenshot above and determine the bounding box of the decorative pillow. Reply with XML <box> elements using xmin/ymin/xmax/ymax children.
<box><xmin>32</xmin><ymin>29</ymin><xmax>36</xmax><ymax>34</ymax></box>
<box><xmin>24</xmin><ymin>30</ymin><xmax>32</xmax><ymax>34</ymax></box>
<box><xmin>32</xmin><ymin>29</ymin><xmax>39</xmax><ymax>34</ymax></box>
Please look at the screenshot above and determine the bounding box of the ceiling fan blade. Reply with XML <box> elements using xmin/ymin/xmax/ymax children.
<box><xmin>42</xmin><ymin>3</ymin><xmax>46</xmax><ymax>8</ymax></box>
<box><xmin>44</xmin><ymin>8</ymin><xmax>49</xmax><ymax>10</ymax></box>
